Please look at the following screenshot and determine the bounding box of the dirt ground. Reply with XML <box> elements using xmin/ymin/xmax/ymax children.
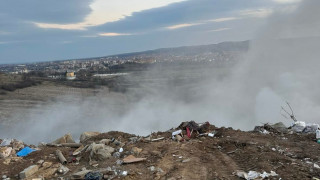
<box><xmin>0</xmin><ymin>123</ymin><xmax>320</xmax><ymax>180</ymax></box>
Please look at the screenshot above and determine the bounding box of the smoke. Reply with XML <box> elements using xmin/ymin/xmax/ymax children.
<box><xmin>2</xmin><ymin>0</ymin><xmax>320</xmax><ymax>144</ymax></box>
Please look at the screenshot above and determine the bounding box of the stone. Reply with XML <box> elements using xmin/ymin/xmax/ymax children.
<box><xmin>129</xmin><ymin>137</ymin><xmax>139</xmax><ymax>143</ymax></box>
<box><xmin>19</xmin><ymin>165</ymin><xmax>39</xmax><ymax>179</ymax></box>
<box><xmin>151</xmin><ymin>151</ymin><xmax>161</xmax><ymax>156</ymax></box>
<box><xmin>113</xmin><ymin>152</ymin><xmax>121</xmax><ymax>158</ymax></box>
<box><xmin>80</xmin><ymin>132</ymin><xmax>100</xmax><ymax>143</ymax></box>
<box><xmin>37</xmin><ymin>160</ymin><xmax>44</xmax><ymax>165</ymax></box>
<box><xmin>12</xmin><ymin>140</ymin><xmax>24</xmax><ymax>151</ymax></box>
<box><xmin>0</xmin><ymin>147</ymin><xmax>12</xmax><ymax>158</ymax></box>
<box><xmin>42</xmin><ymin>162</ymin><xmax>53</xmax><ymax>169</ymax></box>
<box><xmin>131</xmin><ymin>147</ymin><xmax>142</xmax><ymax>155</ymax></box>
<box><xmin>99</xmin><ymin>139</ymin><xmax>111</xmax><ymax>145</ymax></box>
<box><xmin>51</xmin><ymin>133</ymin><xmax>75</xmax><ymax>144</ymax></box>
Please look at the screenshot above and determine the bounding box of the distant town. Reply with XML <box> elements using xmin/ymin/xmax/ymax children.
<box><xmin>0</xmin><ymin>41</ymin><xmax>249</xmax><ymax>80</ymax></box>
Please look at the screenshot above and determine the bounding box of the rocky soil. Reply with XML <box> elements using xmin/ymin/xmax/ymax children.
<box><xmin>0</xmin><ymin>122</ymin><xmax>320</xmax><ymax>180</ymax></box>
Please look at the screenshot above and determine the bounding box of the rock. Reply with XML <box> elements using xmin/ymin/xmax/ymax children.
<box><xmin>58</xmin><ymin>165</ymin><xmax>69</xmax><ymax>175</ymax></box>
<box><xmin>129</xmin><ymin>137</ymin><xmax>139</xmax><ymax>143</ymax></box>
<box><xmin>80</xmin><ymin>132</ymin><xmax>100</xmax><ymax>143</ymax></box>
<box><xmin>12</xmin><ymin>140</ymin><xmax>24</xmax><ymax>151</ymax></box>
<box><xmin>52</xmin><ymin>133</ymin><xmax>75</xmax><ymax>144</ymax></box>
<box><xmin>131</xmin><ymin>147</ymin><xmax>142</xmax><ymax>155</ymax></box>
<box><xmin>19</xmin><ymin>165</ymin><xmax>39</xmax><ymax>179</ymax></box>
<box><xmin>37</xmin><ymin>160</ymin><xmax>44</xmax><ymax>165</ymax></box>
<box><xmin>116</xmin><ymin>159</ymin><xmax>123</xmax><ymax>165</ymax></box>
<box><xmin>151</xmin><ymin>151</ymin><xmax>161</xmax><ymax>156</ymax></box>
<box><xmin>0</xmin><ymin>147</ymin><xmax>12</xmax><ymax>158</ymax></box>
<box><xmin>113</xmin><ymin>152</ymin><xmax>121</xmax><ymax>158</ymax></box>
<box><xmin>4</xmin><ymin>157</ymin><xmax>22</xmax><ymax>164</ymax></box>
<box><xmin>3</xmin><ymin>158</ymin><xmax>11</xmax><ymax>165</ymax></box>
<box><xmin>99</xmin><ymin>139</ymin><xmax>111</xmax><ymax>145</ymax></box>
<box><xmin>42</xmin><ymin>162</ymin><xmax>53</xmax><ymax>169</ymax></box>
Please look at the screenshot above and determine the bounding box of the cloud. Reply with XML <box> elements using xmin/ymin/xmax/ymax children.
<box><xmin>33</xmin><ymin>0</ymin><xmax>187</xmax><ymax>30</ymax></box>
<box><xmin>207</xmin><ymin>28</ymin><xmax>231</xmax><ymax>32</ymax></box>
<box><xmin>273</xmin><ymin>0</ymin><xmax>301</xmax><ymax>4</ymax></box>
<box><xmin>33</xmin><ymin>22</ymin><xmax>87</xmax><ymax>30</ymax></box>
<box><xmin>0</xmin><ymin>0</ymin><xmax>94</xmax><ymax>24</ymax></box>
<box><xmin>208</xmin><ymin>17</ymin><xmax>239</xmax><ymax>22</ymax></box>
<box><xmin>166</xmin><ymin>23</ymin><xmax>203</xmax><ymax>30</ymax></box>
<box><xmin>240</xmin><ymin>8</ymin><xmax>274</xmax><ymax>18</ymax></box>
<box><xmin>99</xmin><ymin>32</ymin><xmax>132</xmax><ymax>37</ymax></box>
<box><xmin>0</xmin><ymin>0</ymin><xmax>296</xmax><ymax>63</ymax></box>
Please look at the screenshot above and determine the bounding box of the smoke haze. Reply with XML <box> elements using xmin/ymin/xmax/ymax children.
<box><xmin>2</xmin><ymin>0</ymin><xmax>320</xmax><ymax>144</ymax></box>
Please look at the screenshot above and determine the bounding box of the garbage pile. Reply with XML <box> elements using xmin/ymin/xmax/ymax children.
<box><xmin>1</xmin><ymin>120</ymin><xmax>320</xmax><ymax>179</ymax></box>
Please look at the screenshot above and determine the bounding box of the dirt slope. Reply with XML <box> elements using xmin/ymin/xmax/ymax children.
<box><xmin>0</xmin><ymin>124</ymin><xmax>320</xmax><ymax>179</ymax></box>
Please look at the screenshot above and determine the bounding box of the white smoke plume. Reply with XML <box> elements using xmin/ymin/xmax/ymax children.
<box><xmin>2</xmin><ymin>0</ymin><xmax>320</xmax><ymax>144</ymax></box>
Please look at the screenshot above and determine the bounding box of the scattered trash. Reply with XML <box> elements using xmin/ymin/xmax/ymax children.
<box><xmin>172</xmin><ymin>130</ymin><xmax>182</xmax><ymax>139</ymax></box>
<box><xmin>151</xmin><ymin>137</ymin><xmax>165</xmax><ymax>142</ymax></box>
<box><xmin>16</xmin><ymin>146</ymin><xmax>36</xmax><ymax>157</ymax></box>
<box><xmin>86</xmin><ymin>143</ymin><xmax>114</xmax><ymax>160</ymax></box>
<box><xmin>316</xmin><ymin>128</ymin><xmax>320</xmax><ymax>139</ymax></box>
<box><xmin>182</xmin><ymin>158</ymin><xmax>191</xmax><ymax>163</ymax></box>
<box><xmin>72</xmin><ymin>170</ymin><xmax>92</xmax><ymax>179</ymax></box>
<box><xmin>314</xmin><ymin>163</ymin><xmax>320</xmax><ymax>169</ymax></box>
<box><xmin>56</xmin><ymin>150</ymin><xmax>67</xmax><ymax>164</ymax></box>
<box><xmin>121</xmin><ymin>171</ymin><xmax>128</xmax><ymax>176</ymax></box>
<box><xmin>119</xmin><ymin>147</ymin><xmax>124</xmax><ymax>153</ymax></box>
<box><xmin>84</xmin><ymin>172</ymin><xmax>103</xmax><ymax>180</ymax></box>
<box><xmin>123</xmin><ymin>155</ymin><xmax>146</xmax><ymax>164</ymax></box>
<box><xmin>0</xmin><ymin>139</ymin><xmax>12</xmax><ymax>146</ymax></box>
<box><xmin>208</xmin><ymin>132</ymin><xmax>215</xmax><ymax>137</ymax></box>
<box><xmin>292</xmin><ymin>121</ymin><xmax>306</xmax><ymax>133</ymax></box>
<box><xmin>235</xmin><ymin>170</ymin><xmax>278</xmax><ymax>180</ymax></box>
<box><xmin>58</xmin><ymin>165</ymin><xmax>69</xmax><ymax>175</ymax></box>
<box><xmin>113</xmin><ymin>152</ymin><xmax>121</xmax><ymax>158</ymax></box>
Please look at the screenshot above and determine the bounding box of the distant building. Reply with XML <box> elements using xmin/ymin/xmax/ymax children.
<box><xmin>66</xmin><ymin>71</ymin><xmax>76</xmax><ymax>80</ymax></box>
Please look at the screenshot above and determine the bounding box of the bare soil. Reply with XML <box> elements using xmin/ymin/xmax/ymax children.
<box><xmin>1</xmin><ymin>124</ymin><xmax>320</xmax><ymax>180</ymax></box>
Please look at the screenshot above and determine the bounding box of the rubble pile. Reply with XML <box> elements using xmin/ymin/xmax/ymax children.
<box><xmin>1</xmin><ymin>121</ymin><xmax>320</xmax><ymax>179</ymax></box>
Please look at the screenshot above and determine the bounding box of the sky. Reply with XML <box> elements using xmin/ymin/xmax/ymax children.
<box><xmin>0</xmin><ymin>0</ymin><xmax>301</xmax><ymax>64</ymax></box>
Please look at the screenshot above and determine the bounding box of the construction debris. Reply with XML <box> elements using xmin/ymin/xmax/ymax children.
<box><xmin>123</xmin><ymin>155</ymin><xmax>146</xmax><ymax>164</ymax></box>
<box><xmin>56</xmin><ymin>150</ymin><xmax>67</xmax><ymax>165</ymax></box>
<box><xmin>1</xmin><ymin>121</ymin><xmax>320</xmax><ymax>179</ymax></box>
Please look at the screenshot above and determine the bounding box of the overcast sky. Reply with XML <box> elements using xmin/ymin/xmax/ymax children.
<box><xmin>0</xmin><ymin>0</ymin><xmax>301</xmax><ymax>64</ymax></box>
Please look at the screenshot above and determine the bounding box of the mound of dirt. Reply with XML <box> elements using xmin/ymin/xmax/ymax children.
<box><xmin>0</xmin><ymin>122</ymin><xmax>320</xmax><ymax>180</ymax></box>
